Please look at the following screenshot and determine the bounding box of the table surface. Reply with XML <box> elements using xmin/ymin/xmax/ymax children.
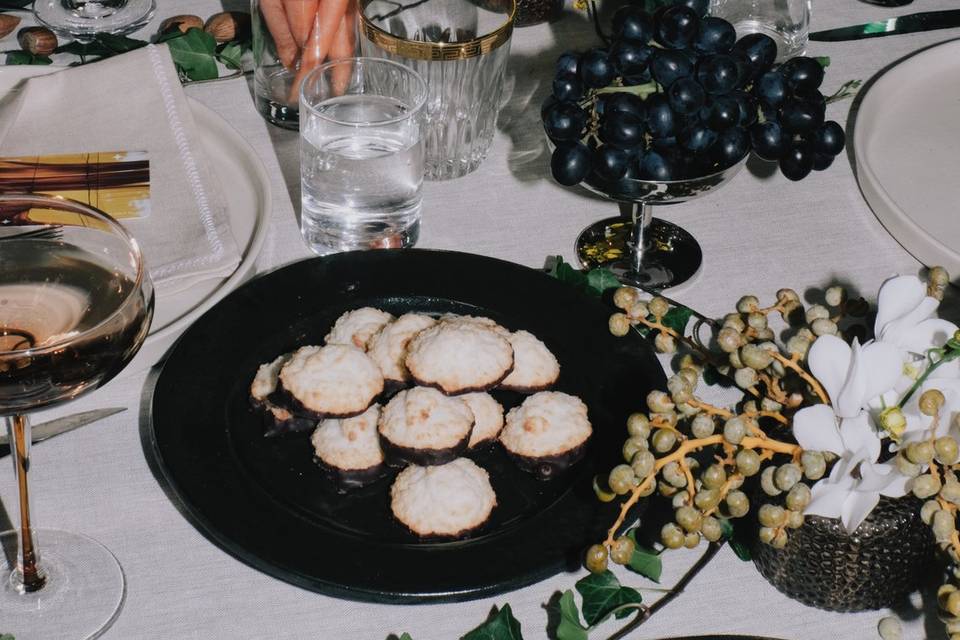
<box><xmin>2</xmin><ymin>1</ymin><xmax>958</xmax><ymax>638</ymax></box>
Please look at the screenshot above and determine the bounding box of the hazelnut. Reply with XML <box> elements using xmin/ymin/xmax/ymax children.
<box><xmin>159</xmin><ymin>14</ymin><xmax>203</xmax><ymax>34</ymax></box>
<box><xmin>204</xmin><ymin>11</ymin><xmax>251</xmax><ymax>43</ymax></box>
<box><xmin>17</xmin><ymin>27</ymin><xmax>57</xmax><ymax>57</ymax></box>
<box><xmin>0</xmin><ymin>13</ymin><xmax>21</xmax><ymax>40</ymax></box>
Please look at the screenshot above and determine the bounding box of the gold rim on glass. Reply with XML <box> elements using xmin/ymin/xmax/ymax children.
<box><xmin>358</xmin><ymin>0</ymin><xmax>516</xmax><ymax>61</ymax></box>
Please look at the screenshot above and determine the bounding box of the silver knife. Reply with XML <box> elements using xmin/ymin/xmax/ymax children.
<box><xmin>0</xmin><ymin>407</ymin><xmax>126</xmax><ymax>446</ymax></box>
<box><xmin>810</xmin><ymin>9</ymin><xmax>960</xmax><ymax>41</ymax></box>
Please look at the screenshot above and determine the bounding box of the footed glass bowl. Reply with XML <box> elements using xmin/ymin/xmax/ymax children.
<box><xmin>571</xmin><ymin>153</ymin><xmax>749</xmax><ymax>290</ymax></box>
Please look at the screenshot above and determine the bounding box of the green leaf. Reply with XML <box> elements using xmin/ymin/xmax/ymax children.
<box><xmin>575</xmin><ymin>571</ymin><xmax>643</xmax><ymax>626</ymax></box>
<box><xmin>720</xmin><ymin>518</ymin><xmax>751</xmax><ymax>561</ymax></box>
<box><xmin>5</xmin><ymin>51</ymin><xmax>50</xmax><ymax>65</ymax></box>
<box><xmin>55</xmin><ymin>40</ymin><xmax>112</xmax><ymax>57</ymax></box>
<box><xmin>702</xmin><ymin>365</ymin><xmax>720</xmax><ymax>386</ymax></box>
<box><xmin>96</xmin><ymin>33</ymin><xmax>148</xmax><ymax>53</ymax></box>
<box><xmin>660</xmin><ymin>305</ymin><xmax>692</xmax><ymax>335</ymax></box>
<box><xmin>555</xmin><ymin>591</ymin><xmax>588</xmax><ymax>640</ymax></box>
<box><xmin>166</xmin><ymin>27</ymin><xmax>218</xmax><ymax>81</ymax></box>
<box><xmin>815</xmin><ymin>56</ymin><xmax>831</xmax><ymax>68</ymax></box>
<box><xmin>0</xmin><ymin>633</ymin><xmax>15</xmax><ymax>640</ymax></box>
<box><xmin>461</xmin><ymin>604</ymin><xmax>523</xmax><ymax>640</ymax></box>
<box><xmin>585</xmin><ymin>268</ymin><xmax>620</xmax><ymax>296</ymax></box>
<box><xmin>217</xmin><ymin>41</ymin><xmax>243</xmax><ymax>70</ymax></box>
<box><xmin>399</xmin><ymin>634</ymin><xmax>414</xmax><ymax>640</ymax></box>
<box><xmin>624</xmin><ymin>530</ymin><xmax>662</xmax><ymax>582</ymax></box>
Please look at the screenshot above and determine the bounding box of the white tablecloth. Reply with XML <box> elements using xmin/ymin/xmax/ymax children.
<box><xmin>2</xmin><ymin>1</ymin><xmax>958</xmax><ymax>638</ymax></box>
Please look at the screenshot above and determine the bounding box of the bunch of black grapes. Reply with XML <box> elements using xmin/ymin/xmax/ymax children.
<box><xmin>542</xmin><ymin>0</ymin><xmax>846</xmax><ymax>188</ymax></box>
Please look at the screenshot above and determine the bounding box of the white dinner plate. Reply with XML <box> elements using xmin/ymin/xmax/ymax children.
<box><xmin>854</xmin><ymin>39</ymin><xmax>960</xmax><ymax>276</ymax></box>
<box><xmin>0</xmin><ymin>66</ymin><xmax>270</xmax><ymax>371</ymax></box>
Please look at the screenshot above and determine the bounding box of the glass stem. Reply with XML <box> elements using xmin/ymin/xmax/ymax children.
<box><xmin>621</xmin><ymin>201</ymin><xmax>652</xmax><ymax>276</ymax></box>
<box><xmin>5</xmin><ymin>414</ymin><xmax>45</xmax><ymax>593</ymax></box>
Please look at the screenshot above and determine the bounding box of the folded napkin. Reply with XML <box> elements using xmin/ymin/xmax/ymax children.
<box><xmin>0</xmin><ymin>44</ymin><xmax>240</xmax><ymax>296</ymax></box>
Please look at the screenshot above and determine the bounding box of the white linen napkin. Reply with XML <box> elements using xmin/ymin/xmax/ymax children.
<box><xmin>0</xmin><ymin>44</ymin><xmax>240</xmax><ymax>296</ymax></box>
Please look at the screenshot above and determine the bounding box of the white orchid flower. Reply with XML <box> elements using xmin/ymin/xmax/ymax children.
<box><xmin>792</xmin><ymin>334</ymin><xmax>906</xmax><ymax>532</ymax></box>
<box><xmin>874</xmin><ymin>275</ymin><xmax>960</xmax><ymax>386</ymax></box>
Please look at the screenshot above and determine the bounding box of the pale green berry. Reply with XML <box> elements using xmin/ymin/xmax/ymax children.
<box><xmin>613</xmin><ymin>287</ymin><xmax>640</xmax><ymax>310</ymax></box>
<box><xmin>800</xmin><ymin>451</ymin><xmax>826</xmax><ymax>480</ymax></box>
<box><xmin>694</xmin><ymin>488</ymin><xmax>720</xmax><ymax>511</ymax></box>
<box><xmin>736</xmin><ymin>295</ymin><xmax>759</xmax><ymax>314</ymax></box>
<box><xmin>746</xmin><ymin>312</ymin><xmax>767</xmax><ymax>330</ymax></box>
<box><xmin>920</xmin><ymin>389</ymin><xmax>947</xmax><ymax>416</ymax></box>
<box><xmin>648</xmin><ymin>296</ymin><xmax>670</xmax><ymax>318</ymax></box>
<box><xmin>631</xmin><ymin>450</ymin><xmax>656</xmax><ymax>479</ymax></box>
<box><xmin>877</xmin><ymin>617</ymin><xmax>902</xmax><ymax>640</ymax></box>
<box><xmin>740</xmin><ymin>344</ymin><xmax>773</xmax><ymax>370</ymax></box>
<box><xmin>754</xmin><ymin>327</ymin><xmax>775</xmax><ymax>341</ymax></box>
<box><xmin>758</xmin><ymin>504</ymin><xmax>787</xmax><ymax>528</ymax></box>
<box><xmin>691</xmin><ymin>414</ymin><xmax>716</xmax><ymax>438</ymax></box>
<box><xmin>676</xmin><ymin>505</ymin><xmax>702</xmax><ymax>533</ymax></box>
<box><xmin>786</xmin><ymin>335</ymin><xmax>811</xmax><ymax>358</ymax></box>
<box><xmin>609</xmin><ymin>313</ymin><xmax>630</xmax><ymax>337</ymax></box>
<box><xmin>626</xmin><ymin>301</ymin><xmax>649</xmax><ymax>321</ymax></box>
<box><xmin>667</xmin><ymin>375</ymin><xmax>692</xmax><ymax>404</ymax></box>
<box><xmin>722</xmin><ymin>313</ymin><xmax>746</xmax><ymax>332</ymax></box>
<box><xmin>672</xmin><ymin>492</ymin><xmax>691</xmax><ymax>508</ymax></box>
<box><xmin>702</xmin><ymin>464</ymin><xmax>727</xmax><ymax>489</ymax></box>
<box><xmin>736</xmin><ymin>449</ymin><xmax>761</xmax><ymax>476</ymax></box>
<box><xmin>608</xmin><ymin>464</ymin><xmax>637</xmax><ymax>495</ymax></box>
<box><xmin>717</xmin><ymin>327</ymin><xmax>742</xmax><ymax>353</ymax></box>
<box><xmin>760</xmin><ymin>397</ymin><xmax>783</xmax><ymax>412</ymax></box>
<box><xmin>775</xmin><ymin>464</ymin><xmax>802</xmax><ymax>492</ymax></box>
<box><xmin>811</xmin><ymin>318</ymin><xmax>838</xmax><ymax>336</ymax></box>
<box><xmin>942</xmin><ymin>482</ymin><xmax>960</xmax><ymax>506</ymax></box>
<box><xmin>933</xmin><ymin>509</ymin><xmax>956</xmax><ymax>542</ymax></box>
<box><xmin>637</xmin><ymin>480</ymin><xmax>656</xmax><ymax>497</ymax></box>
<box><xmin>626</xmin><ymin>413</ymin><xmax>651</xmax><ymax>439</ymax></box>
<box><xmin>922</xmin><ymin>500</ymin><xmax>942</xmax><ymax>525</ymax></box>
<box><xmin>785</xmin><ymin>483</ymin><xmax>811</xmax><ymax>511</ymax></box>
<box><xmin>651</xmin><ymin>429</ymin><xmax>677</xmax><ymax>453</ymax></box>
<box><xmin>661</xmin><ymin>523</ymin><xmax>684</xmax><ymax>549</ymax></box>
<box><xmin>947</xmin><ymin>590</ymin><xmax>960</xmax><ymax>618</ymax></box>
<box><xmin>785</xmin><ymin>510</ymin><xmax>804</xmax><ymax>529</ymax></box>
<box><xmin>683</xmin><ymin>532</ymin><xmax>701</xmax><ymax>548</ymax></box>
<box><xmin>663</xmin><ymin>461</ymin><xmax>687</xmax><ymax>488</ymax></box>
<box><xmin>937</xmin><ymin>437</ymin><xmax>960</xmax><ymax>465</ymax></box>
<box><xmin>776</xmin><ymin>288</ymin><xmax>800</xmax><ymax>303</ymax></box>
<box><xmin>701</xmin><ymin>516</ymin><xmax>723</xmax><ymax>542</ymax></box>
<box><xmin>677</xmin><ymin>367</ymin><xmax>699</xmax><ymax>389</ymax></box>
<box><xmin>929</xmin><ymin>266</ymin><xmax>950</xmax><ymax>288</ymax></box>
<box><xmin>895</xmin><ymin>452</ymin><xmax>922</xmax><ymax>478</ymax></box>
<box><xmin>725</xmin><ymin>490</ymin><xmax>749</xmax><ymax>517</ymax></box>
<box><xmin>825</xmin><ymin>286</ymin><xmax>845</xmax><ymax>307</ymax></box>
<box><xmin>651</xmin><ymin>411</ymin><xmax>677</xmax><ymax>427</ymax></box>
<box><xmin>761</xmin><ymin>466</ymin><xmax>782</xmax><ymax>496</ymax></box>
<box><xmin>769</xmin><ymin>528</ymin><xmax>788</xmax><ymax>549</ymax></box>
<box><xmin>647</xmin><ymin>390</ymin><xmax>674</xmax><ymax>413</ymax></box>
<box><xmin>912</xmin><ymin>473</ymin><xmax>941</xmax><ymax>499</ymax></box>
<box><xmin>585</xmin><ymin>544</ymin><xmax>608</xmax><ymax>574</ymax></box>
<box><xmin>723</xmin><ymin>417</ymin><xmax>746</xmax><ymax>444</ymax></box>
<box><xmin>654</xmin><ymin>332</ymin><xmax>677</xmax><ymax>354</ymax></box>
<box><xmin>728</xmin><ymin>349</ymin><xmax>744</xmax><ymax>369</ymax></box>
<box><xmin>610</xmin><ymin>536</ymin><xmax>635</xmax><ymax>565</ymax></box>
<box><xmin>734</xmin><ymin>367</ymin><xmax>758</xmax><ymax>389</ymax></box>
<box><xmin>758</xmin><ymin>526</ymin><xmax>776</xmax><ymax>545</ymax></box>
<box><xmin>623</xmin><ymin>436</ymin><xmax>648</xmax><ymax>462</ymax></box>
<box><xmin>805</xmin><ymin>304</ymin><xmax>829</xmax><ymax>324</ymax></box>
<box><xmin>906</xmin><ymin>441</ymin><xmax>935</xmax><ymax>465</ymax></box>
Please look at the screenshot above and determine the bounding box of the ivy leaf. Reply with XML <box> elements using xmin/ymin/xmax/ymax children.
<box><xmin>6</xmin><ymin>51</ymin><xmax>51</xmax><ymax>65</ymax></box>
<box><xmin>660</xmin><ymin>305</ymin><xmax>692</xmax><ymax>335</ymax></box>
<box><xmin>0</xmin><ymin>633</ymin><xmax>15</xmax><ymax>640</ymax></box>
<box><xmin>547</xmin><ymin>256</ymin><xmax>618</xmax><ymax>298</ymax></box>
<box><xmin>624</xmin><ymin>530</ymin><xmax>662</xmax><ymax>582</ymax></box>
<box><xmin>217</xmin><ymin>41</ymin><xmax>243</xmax><ymax>70</ymax></box>
<box><xmin>815</xmin><ymin>56</ymin><xmax>830</xmax><ymax>68</ymax></box>
<box><xmin>575</xmin><ymin>571</ymin><xmax>643</xmax><ymax>626</ymax></box>
<box><xmin>555</xmin><ymin>591</ymin><xmax>588</xmax><ymax>640</ymax></box>
<box><xmin>548</xmin><ymin>256</ymin><xmax>589</xmax><ymax>288</ymax></box>
<box><xmin>585</xmin><ymin>268</ymin><xmax>620</xmax><ymax>296</ymax></box>
<box><xmin>461</xmin><ymin>604</ymin><xmax>523</xmax><ymax>640</ymax></box>
<box><xmin>399</xmin><ymin>634</ymin><xmax>414</xmax><ymax>640</ymax></box>
<box><xmin>96</xmin><ymin>33</ymin><xmax>148</xmax><ymax>53</ymax></box>
<box><xmin>56</xmin><ymin>40</ymin><xmax>112</xmax><ymax>57</ymax></box>
<box><xmin>720</xmin><ymin>518</ymin><xmax>751</xmax><ymax>561</ymax></box>
<box><xmin>166</xmin><ymin>27</ymin><xmax>218</xmax><ymax>81</ymax></box>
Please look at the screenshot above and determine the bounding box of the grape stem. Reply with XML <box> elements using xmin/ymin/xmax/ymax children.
<box><xmin>769</xmin><ymin>351</ymin><xmax>829</xmax><ymax>405</ymax></box>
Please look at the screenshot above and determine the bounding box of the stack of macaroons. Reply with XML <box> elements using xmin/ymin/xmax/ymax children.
<box><xmin>248</xmin><ymin>307</ymin><xmax>593</xmax><ymax>538</ymax></box>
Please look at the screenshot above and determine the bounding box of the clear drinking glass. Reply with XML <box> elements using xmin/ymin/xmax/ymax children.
<box><xmin>34</xmin><ymin>0</ymin><xmax>156</xmax><ymax>38</ymax></box>
<box><xmin>0</xmin><ymin>194</ymin><xmax>154</xmax><ymax>639</ymax></box>
<box><xmin>359</xmin><ymin>0</ymin><xmax>515</xmax><ymax>180</ymax></box>
<box><xmin>299</xmin><ymin>57</ymin><xmax>427</xmax><ymax>254</ymax></box>
<box><xmin>709</xmin><ymin>0</ymin><xmax>810</xmax><ymax>61</ymax></box>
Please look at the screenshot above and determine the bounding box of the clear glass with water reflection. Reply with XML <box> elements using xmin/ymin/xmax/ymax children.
<box><xmin>299</xmin><ymin>57</ymin><xmax>428</xmax><ymax>254</ymax></box>
<box><xmin>709</xmin><ymin>0</ymin><xmax>810</xmax><ymax>61</ymax></box>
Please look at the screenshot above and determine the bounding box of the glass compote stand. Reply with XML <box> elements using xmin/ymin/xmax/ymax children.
<box><xmin>572</xmin><ymin>154</ymin><xmax>749</xmax><ymax>290</ymax></box>
<box><xmin>34</xmin><ymin>0</ymin><xmax>156</xmax><ymax>39</ymax></box>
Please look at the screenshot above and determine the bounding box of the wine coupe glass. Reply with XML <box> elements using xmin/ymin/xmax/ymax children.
<box><xmin>33</xmin><ymin>0</ymin><xmax>156</xmax><ymax>39</ymax></box>
<box><xmin>571</xmin><ymin>153</ymin><xmax>749</xmax><ymax>290</ymax></box>
<box><xmin>0</xmin><ymin>194</ymin><xmax>153</xmax><ymax>638</ymax></box>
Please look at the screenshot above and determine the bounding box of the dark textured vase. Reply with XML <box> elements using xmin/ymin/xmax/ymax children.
<box><xmin>752</xmin><ymin>496</ymin><xmax>935</xmax><ymax>612</ymax></box>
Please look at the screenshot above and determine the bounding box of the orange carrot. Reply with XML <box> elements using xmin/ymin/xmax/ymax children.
<box><xmin>328</xmin><ymin>0</ymin><xmax>357</xmax><ymax>95</ymax></box>
<box><xmin>288</xmin><ymin>0</ymin><xmax>350</xmax><ymax>102</ymax></box>
<box><xmin>282</xmin><ymin>0</ymin><xmax>319</xmax><ymax>47</ymax></box>
<box><xmin>260</xmin><ymin>0</ymin><xmax>299</xmax><ymax>70</ymax></box>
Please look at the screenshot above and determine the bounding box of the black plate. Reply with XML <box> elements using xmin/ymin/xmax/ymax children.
<box><xmin>148</xmin><ymin>250</ymin><xmax>665</xmax><ymax>603</ymax></box>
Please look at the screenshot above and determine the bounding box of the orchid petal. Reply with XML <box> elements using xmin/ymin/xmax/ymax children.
<box><xmin>857</xmin><ymin>460</ymin><xmax>903</xmax><ymax>492</ymax></box>
<box><xmin>874</xmin><ymin>275</ymin><xmax>928</xmax><ymax>339</ymax></box>
<box><xmin>793</xmin><ymin>405</ymin><xmax>844</xmax><ymax>455</ymax></box>
<box><xmin>882</xmin><ymin>298</ymin><xmax>940</xmax><ymax>347</ymax></box>
<box><xmin>808</xmin><ymin>335</ymin><xmax>851</xmax><ymax>407</ymax></box>
<box><xmin>840</xmin><ymin>492</ymin><xmax>880</xmax><ymax>533</ymax></box>
<box><xmin>839</xmin><ymin>413</ymin><xmax>881</xmax><ymax>462</ymax></box>
<box><xmin>805</xmin><ymin>477</ymin><xmax>853</xmax><ymax>520</ymax></box>
<box><xmin>879</xmin><ymin>472</ymin><xmax>910</xmax><ymax>498</ymax></box>
<box><xmin>904</xmin><ymin>319</ymin><xmax>959</xmax><ymax>355</ymax></box>
<box><xmin>835</xmin><ymin>339</ymin><xmax>866</xmax><ymax>418</ymax></box>
<box><xmin>858</xmin><ymin>341</ymin><xmax>904</xmax><ymax>406</ymax></box>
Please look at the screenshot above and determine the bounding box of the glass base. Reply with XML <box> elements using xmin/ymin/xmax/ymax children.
<box><xmin>1</xmin><ymin>529</ymin><xmax>125</xmax><ymax>640</ymax></box>
<box><xmin>575</xmin><ymin>216</ymin><xmax>702</xmax><ymax>290</ymax></box>
<box><xmin>34</xmin><ymin>0</ymin><xmax>156</xmax><ymax>38</ymax></box>
<box><xmin>300</xmin><ymin>218</ymin><xmax>420</xmax><ymax>255</ymax></box>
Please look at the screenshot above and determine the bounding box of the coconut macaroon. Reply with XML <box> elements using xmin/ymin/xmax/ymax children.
<box><xmin>390</xmin><ymin>458</ymin><xmax>497</xmax><ymax>538</ymax></box>
<box><xmin>500</xmin><ymin>391</ymin><xmax>592</xmax><ymax>479</ymax></box>
<box><xmin>249</xmin><ymin>354</ymin><xmax>315</xmax><ymax>436</ymax></box>
<box><xmin>311</xmin><ymin>404</ymin><xmax>385</xmax><ymax>490</ymax></box>
<box><xmin>378</xmin><ymin>386</ymin><xmax>475</xmax><ymax>466</ymax></box>
<box><xmin>460</xmin><ymin>392</ymin><xmax>505</xmax><ymax>449</ymax></box>
<box><xmin>367</xmin><ymin>312</ymin><xmax>437</xmax><ymax>385</ymax></box>
<box><xmin>278</xmin><ymin>344</ymin><xmax>384</xmax><ymax>419</ymax></box>
<box><xmin>499</xmin><ymin>330</ymin><xmax>560</xmax><ymax>392</ymax></box>
<box><xmin>439</xmin><ymin>313</ymin><xmax>511</xmax><ymax>337</ymax></box>
<box><xmin>324</xmin><ymin>307</ymin><xmax>394</xmax><ymax>350</ymax></box>
<box><xmin>405</xmin><ymin>322</ymin><xmax>514</xmax><ymax>395</ymax></box>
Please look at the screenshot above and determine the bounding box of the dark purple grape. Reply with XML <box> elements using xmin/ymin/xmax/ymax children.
<box><xmin>651</xmin><ymin>49</ymin><xmax>693</xmax><ymax>87</ymax></box>
<box><xmin>605</xmin><ymin>92</ymin><xmax>645</xmax><ymax>119</ymax></box>
<box><xmin>794</xmin><ymin>89</ymin><xmax>826</xmax><ymax>116</ymax></box>
<box><xmin>651</xmin><ymin>136</ymin><xmax>678</xmax><ymax>153</ymax></box>
<box><xmin>551</xmin><ymin>142</ymin><xmax>593</xmax><ymax>185</ymax></box>
<box><xmin>541</xmin><ymin>94</ymin><xmax>558</xmax><ymax>119</ymax></box>
<box><xmin>640</xmin><ymin>150</ymin><xmax>677</xmax><ymax>181</ymax></box>
<box><xmin>734</xmin><ymin>33</ymin><xmax>777</xmax><ymax>76</ymax></box>
<box><xmin>754</xmin><ymin>70</ymin><xmax>788</xmax><ymax>107</ymax></box>
<box><xmin>707</xmin><ymin>95</ymin><xmax>738</xmax><ymax>130</ymax></box>
<box><xmin>601</xmin><ymin>112</ymin><xmax>645</xmax><ymax>146</ymax></box>
<box><xmin>552</xmin><ymin>73</ymin><xmax>583</xmax><ymax>102</ymax></box>
<box><xmin>580</xmin><ymin>49</ymin><xmax>615</xmax><ymax>89</ymax></box>
<box><xmin>623</xmin><ymin>68</ymin><xmax>654</xmax><ymax>85</ymax></box>
<box><xmin>730</xmin><ymin>91</ymin><xmax>758</xmax><ymax>127</ymax></box>
<box><xmin>693</xmin><ymin>17</ymin><xmax>736</xmax><ymax>54</ymax></box>
<box><xmin>594</xmin><ymin>145</ymin><xmax>631</xmax><ymax>181</ymax></box>
<box><xmin>812</xmin><ymin>152</ymin><xmax>834</xmax><ymax>171</ymax></box>
<box><xmin>813</xmin><ymin>121</ymin><xmax>845</xmax><ymax>156</ymax></box>
<box><xmin>645</xmin><ymin>93</ymin><xmax>677</xmax><ymax>138</ymax></box>
<box><xmin>611</xmin><ymin>41</ymin><xmax>653</xmax><ymax>78</ymax></box>
<box><xmin>696</xmin><ymin>54</ymin><xmax>740</xmax><ymax>95</ymax></box>
<box><xmin>780</xmin><ymin>100</ymin><xmax>824</xmax><ymax>134</ymax></box>
<box><xmin>780</xmin><ymin>143</ymin><xmax>814</xmax><ymax>181</ymax></box>
<box><xmin>678</xmin><ymin>0</ymin><xmax>709</xmax><ymax>18</ymax></box>
<box><xmin>656</xmin><ymin>5</ymin><xmax>699</xmax><ymax>49</ymax></box>
<box><xmin>612</xmin><ymin>6</ymin><xmax>654</xmax><ymax>44</ymax></box>
<box><xmin>668</xmin><ymin>76</ymin><xmax>706</xmax><ymax>115</ymax></box>
<box><xmin>679</xmin><ymin>123</ymin><xmax>717</xmax><ymax>153</ymax></box>
<box><xmin>712</xmin><ymin>126</ymin><xmax>749</xmax><ymax>168</ymax></box>
<box><xmin>749</xmin><ymin>121</ymin><xmax>786</xmax><ymax>161</ymax></box>
<box><xmin>543</xmin><ymin>102</ymin><xmax>587</xmax><ymax>141</ymax></box>
<box><xmin>780</xmin><ymin>56</ymin><xmax>824</xmax><ymax>93</ymax></box>
<box><xmin>555</xmin><ymin>51</ymin><xmax>580</xmax><ymax>77</ymax></box>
